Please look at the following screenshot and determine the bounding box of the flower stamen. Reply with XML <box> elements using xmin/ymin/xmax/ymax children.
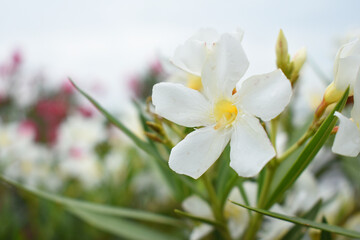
<box><xmin>214</xmin><ymin>99</ymin><xmax>238</xmax><ymax>129</ymax></box>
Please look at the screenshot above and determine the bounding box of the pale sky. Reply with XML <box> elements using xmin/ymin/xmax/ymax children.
<box><xmin>1</xmin><ymin>0</ymin><xmax>359</xmax><ymax>110</ymax></box>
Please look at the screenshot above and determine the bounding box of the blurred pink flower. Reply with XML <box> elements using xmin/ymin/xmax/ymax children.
<box><xmin>150</xmin><ymin>59</ymin><xmax>163</xmax><ymax>75</ymax></box>
<box><xmin>61</xmin><ymin>79</ymin><xmax>75</xmax><ymax>95</ymax></box>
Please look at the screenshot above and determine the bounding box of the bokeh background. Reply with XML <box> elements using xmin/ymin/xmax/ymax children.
<box><xmin>1</xmin><ymin>0</ymin><xmax>359</xmax><ymax>111</ymax></box>
<box><xmin>1</xmin><ymin>1</ymin><xmax>360</xmax><ymax>239</ymax></box>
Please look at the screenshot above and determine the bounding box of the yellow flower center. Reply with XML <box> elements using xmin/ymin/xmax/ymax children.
<box><xmin>187</xmin><ymin>74</ymin><xmax>202</xmax><ymax>91</ymax></box>
<box><xmin>214</xmin><ymin>99</ymin><xmax>238</xmax><ymax>129</ymax></box>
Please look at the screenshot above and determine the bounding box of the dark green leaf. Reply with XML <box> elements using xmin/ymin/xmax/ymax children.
<box><xmin>231</xmin><ymin>201</ymin><xmax>360</xmax><ymax>239</ymax></box>
<box><xmin>174</xmin><ymin>209</ymin><xmax>223</xmax><ymax>227</ymax></box>
<box><xmin>0</xmin><ymin>175</ymin><xmax>181</xmax><ymax>226</ymax></box>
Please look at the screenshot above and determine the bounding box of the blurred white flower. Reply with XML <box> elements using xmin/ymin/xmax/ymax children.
<box><xmin>4</xmin><ymin>138</ymin><xmax>62</xmax><ymax>191</ymax></box>
<box><xmin>0</xmin><ymin>122</ymin><xmax>34</xmax><ymax>160</ymax></box>
<box><xmin>56</xmin><ymin>114</ymin><xmax>107</xmax><ymax>153</ymax></box>
<box><xmin>103</xmin><ymin>149</ymin><xmax>127</xmax><ymax>183</ymax></box>
<box><xmin>153</xmin><ymin>31</ymin><xmax>292</xmax><ymax>179</ymax></box>
<box><xmin>59</xmin><ymin>148</ymin><xmax>102</xmax><ymax>189</ymax></box>
<box><xmin>259</xmin><ymin>171</ymin><xmax>317</xmax><ymax>240</ymax></box>
<box><xmin>182</xmin><ymin>182</ymin><xmax>256</xmax><ymax>240</ymax></box>
<box><xmin>332</xmin><ymin>72</ymin><xmax>360</xmax><ymax>157</ymax></box>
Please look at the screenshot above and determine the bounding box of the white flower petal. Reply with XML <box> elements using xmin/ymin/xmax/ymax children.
<box><xmin>230</xmin><ymin>114</ymin><xmax>276</xmax><ymax>177</ymax></box>
<box><xmin>182</xmin><ymin>195</ymin><xmax>214</xmax><ymax>219</ymax></box>
<box><xmin>171</xmin><ymin>39</ymin><xmax>208</xmax><ymax>76</ymax></box>
<box><xmin>152</xmin><ymin>83</ymin><xmax>212</xmax><ymax>127</ymax></box>
<box><xmin>202</xmin><ymin>33</ymin><xmax>249</xmax><ymax>99</ymax></box>
<box><xmin>332</xmin><ymin>112</ymin><xmax>360</xmax><ymax>157</ymax></box>
<box><xmin>351</xmin><ymin>68</ymin><xmax>360</xmax><ymax>125</ymax></box>
<box><xmin>189</xmin><ymin>28</ymin><xmax>220</xmax><ymax>44</ymax></box>
<box><xmin>334</xmin><ymin>56</ymin><xmax>360</xmax><ymax>92</ymax></box>
<box><xmin>169</xmin><ymin>126</ymin><xmax>231</xmax><ymax>179</ymax></box>
<box><xmin>229</xmin><ymin>28</ymin><xmax>244</xmax><ymax>42</ymax></box>
<box><xmin>337</xmin><ymin>38</ymin><xmax>360</xmax><ymax>59</ymax></box>
<box><xmin>237</xmin><ymin>69</ymin><xmax>292</xmax><ymax>122</ymax></box>
<box><xmin>190</xmin><ymin>224</ymin><xmax>214</xmax><ymax>240</ymax></box>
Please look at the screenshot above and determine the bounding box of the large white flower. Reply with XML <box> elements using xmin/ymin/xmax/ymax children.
<box><xmin>332</xmin><ymin>69</ymin><xmax>360</xmax><ymax>157</ymax></box>
<box><xmin>152</xmin><ymin>32</ymin><xmax>292</xmax><ymax>179</ymax></box>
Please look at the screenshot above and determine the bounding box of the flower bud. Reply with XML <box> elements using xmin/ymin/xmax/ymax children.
<box><xmin>145</xmin><ymin>132</ymin><xmax>163</xmax><ymax>143</ymax></box>
<box><xmin>146</xmin><ymin>121</ymin><xmax>163</xmax><ymax>135</ymax></box>
<box><xmin>276</xmin><ymin>29</ymin><xmax>289</xmax><ymax>69</ymax></box>
<box><xmin>324</xmin><ymin>82</ymin><xmax>345</xmax><ymax>104</ymax></box>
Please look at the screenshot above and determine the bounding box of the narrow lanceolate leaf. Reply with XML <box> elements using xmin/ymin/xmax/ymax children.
<box><xmin>266</xmin><ymin>88</ymin><xmax>349</xmax><ymax>208</ymax></box>
<box><xmin>70</xmin><ymin>207</ymin><xmax>180</xmax><ymax>240</ymax></box>
<box><xmin>0</xmin><ymin>175</ymin><xmax>182</xmax><ymax>226</ymax></box>
<box><xmin>231</xmin><ymin>201</ymin><xmax>360</xmax><ymax>239</ymax></box>
<box><xmin>281</xmin><ymin>200</ymin><xmax>322</xmax><ymax>240</ymax></box>
<box><xmin>174</xmin><ymin>209</ymin><xmax>223</xmax><ymax>227</ymax></box>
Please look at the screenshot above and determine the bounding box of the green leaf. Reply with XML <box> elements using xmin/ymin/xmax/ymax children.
<box><xmin>266</xmin><ymin>88</ymin><xmax>349</xmax><ymax>208</ymax></box>
<box><xmin>0</xmin><ymin>175</ymin><xmax>182</xmax><ymax>226</ymax></box>
<box><xmin>69</xmin><ymin>207</ymin><xmax>180</xmax><ymax>240</ymax></box>
<box><xmin>174</xmin><ymin>209</ymin><xmax>223</xmax><ymax>227</ymax></box>
<box><xmin>320</xmin><ymin>217</ymin><xmax>333</xmax><ymax>240</ymax></box>
<box><xmin>231</xmin><ymin>201</ymin><xmax>360</xmax><ymax>239</ymax></box>
<box><xmin>281</xmin><ymin>199</ymin><xmax>322</xmax><ymax>240</ymax></box>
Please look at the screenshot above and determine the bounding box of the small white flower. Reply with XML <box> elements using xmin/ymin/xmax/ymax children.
<box><xmin>56</xmin><ymin>114</ymin><xmax>107</xmax><ymax>153</ymax></box>
<box><xmin>332</xmin><ymin>70</ymin><xmax>360</xmax><ymax>157</ymax></box>
<box><xmin>152</xmin><ymin>31</ymin><xmax>292</xmax><ymax>179</ymax></box>
<box><xmin>182</xmin><ymin>182</ymin><xmax>257</xmax><ymax>240</ymax></box>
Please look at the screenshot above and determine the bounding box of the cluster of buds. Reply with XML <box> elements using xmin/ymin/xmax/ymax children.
<box><xmin>276</xmin><ymin>29</ymin><xmax>307</xmax><ymax>84</ymax></box>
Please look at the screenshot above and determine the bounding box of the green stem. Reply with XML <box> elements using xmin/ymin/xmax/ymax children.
<box><xmin>270</xmin><ymin>118</ymin><xmax>279</xmax><ymax>151</ymax></box>
<box><xmin>220</xmin><ymin>174</ymin><xmax>239</xmax><ymax>208</ymax></box>
<box><xmin>202</xmin><ymin>173</ymin><xmax>232</xmax><ymax>240</ymax></box>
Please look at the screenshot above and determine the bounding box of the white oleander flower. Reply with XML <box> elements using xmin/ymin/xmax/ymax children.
<box><xmin>152</xmin><ymin>31</ymin><xmax>292</xmax><ymax>179</ymax></box>
<box><xmin>182</xmin><ymin>182</ymin><xmax>257</xmax><ymax>240</ymax></box>
<box><xmin>324</xmin><ymin>39</ymin><xmax>360</xmax><ymax>103</ymax></box>
<box><xmin>56</xmin><ymin>114</ymin><xmax>107</xmax><ymax>153</ymax></box>
<box><xmin>170</xmin><ymin>28</ymin><xmax>244</xmax><ymax>91</ymax></box>
<box><xmin>58</xmin><ymin>148</ymin><xmax>102</xmax><ymax>189</ymax></box>
<box><xmin>332</xmin><ymin>70</ymin><xmax>360</xmax><ymax>157</ymax></box>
